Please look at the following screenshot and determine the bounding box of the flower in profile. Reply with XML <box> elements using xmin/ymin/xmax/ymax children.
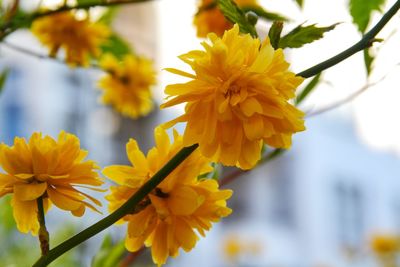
<box><xmin>194</xmin><ymin>0</ymin><xmax>259</xmax><ymax>37</ymax></box>
<box><xmin>161</xmin><ymin>24</ymin><xmax>305</xmax><ymax>170</ymax></box>
<box><xmin>0</xmin><ymin>132</ymin><xmax>103</xmax><ymax>235</ymax></box>
<box><xmin>31</xmin><ymin>11</ymin><xmax>110</xmax><ymax>66</ymax></box>
<box><xmin>104</xmin><ymin>127</ymin><xmax>232</xmax><ymax>266</ymax></box>
<box><xmin>98</xmin><ymin>54</ymin><xmax>156</xmax><ymax>119</ymax></box>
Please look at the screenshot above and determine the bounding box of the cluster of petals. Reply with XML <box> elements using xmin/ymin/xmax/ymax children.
<box><xmin>98</xmin><ymin>54</ymin><xmax>156</xmax><ymax>119</ymax></box>
<box><xmin>0</xmin><ymin>132</ymin><xmax>103</xmax><ymax>235</ymax></box>
<box><xmin>104</xmin><ymin>127</ymin><xmax>232</xmax><ymax>266</ymax></box>
<box><xmin>194</xmin><ymin>0</ymin><xmax>259</xmax><ymax>37</ymax></box>
<box><xmin>31</xmin><ymin>11</ymin><xmax>110</xmax><ymax>66</ymax></box>
<box><xmin>161</xmin><ymin>25</ymin><xmax>305</xmax><ymax>169</ymax></box>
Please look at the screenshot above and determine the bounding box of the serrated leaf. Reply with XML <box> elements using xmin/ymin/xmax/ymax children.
<box><xmin>241</xmin><ymin>6</ymin><xmax>288</xmax><ymax>21</ymax></box>
<box><xmin>363</xmin><ymin>48</ymin><xmax>374</xmax><ymax>76</ymax></box>
<box><xmin>217</xmin><ymin>0</ymin><xmax>258</xmax><ymax>37</ymax></box>
<box><xmin>91</xmin><ymin>235</ymin><xmax>126</xmax><ymax>267</ymax></box>
<box><xmin>268</xmin><ymin>21</ymin><xmax>283</xmax><ymax>49</ymax></box>
<box><xmin>279</xmin><ymin>23</ymin><xmax>338</xmax><ymax>49</ymax></box>
<box><xmin>295</xmin><ymin>72</ymin><xmax>321</xmax><ymax>104</ymax></box>
<box><xmin>350</xmin><ymin>0</ymin><xmax>385</xmax><ymax>33</ymax></box>
<box><xmin>295</xmin><ymin>0</ymin><xmax>303</xmax><ymax>8</ymax></box>
<box><xmin>0</xmin><ymin>68</ymin><xmax>9</xmax><ymax>95</ymax></box>
<box><xmin>100</xmin><ymin>34</ymin><xmax>132</xmax><ymax>60</ymax></box>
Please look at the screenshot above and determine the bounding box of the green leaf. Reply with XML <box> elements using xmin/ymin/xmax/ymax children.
<box><xmin>97</xmin><ymin>7</ymin><xmax>119</xmax><ymax>25</ymax></box>
<box><xmin>241</xmin><ymin>6</ymin><xmax>288</xmax><ymax>21</ymax></box>
<box><xmin>295</xmin><ymin>72</ymin><xmax>322</xmax><ymax>104</ymax></box>
<box><xmin>100</xmin><ymin>34</ymin><xmax>132</xmax><ymax>59</ymax></box>
<box><xmin>295</xmin><ymin>0</ymin><xmax>303</xmax><ymax>8</ymax></box>
<box><xmin>349</xmin><ymin>0</ymin><xmax>385</xmax><ymax>33</ymax></box>
<box><xmin>217</xmin><ymin>0</ymin><xmax>258</xmax><ymax>37</ymax></box>
<box><xmin>195</xmin><ymin>1</ymin><xmax>217</xmax><ymax>15</ymax></box>
<box><xmin>91</xmin><ymin>235</ymin><xmax>126</xmax><ymax>267</ymax></box>
<box><xmin>0</xmin><ymin>68</ymin><xmax>9</xmax><ymax>95</ymax></box>
<box><xmin>363</xmin><ymin>48</ymin><xmax>374</xmax><ymax>76</ymax></box>
<box><xmin>268</xmin><ymin>21</ymin><xmax>284</xmax><ymax>49</ymax></box>
<box><xmin>279</xmin><ymin>23</ymin><xmax>338</xmax><ymax>49</ymax></box>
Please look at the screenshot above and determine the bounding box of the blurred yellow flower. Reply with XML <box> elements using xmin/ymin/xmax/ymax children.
<box><xmin>161</xmin><ymin>24</ymin><xmax>305</xmax><ymax>169</ymax></box>
<box><xmin>194</xmin><ymin>0</ymin><xmax>259</xmax><ymax>37</ymax></box>
<box><xmin>98</xmin><ymin>54</ymin><xmax>156</xmax><ymax>119</ymax></box>
<box><xmin>31</xmin><ymin>11</ymin><xmax>110</xmax><ymax>66</ymax></box>
<box><xmin>371</xmin><ymin>234</ymin><xmax>400</xmax><ymax>255</ymax></box>
<box><xmin>223</xmin><ymin>235</ymin><xmax>261</xmax><ymax>261</ymax></box>
<box><xmin>224</xmin><ymin>236</ymin><xmax>242</xmax><ymax>260</ymax></box>
<box><xmin>104</xmin><ymin>127</ymin><xmax>232</xmax><ymax>266</ymax></box>
<box><xmin>0</xmin><ymin>132</ymin><xmax>103</xmax><ymax>235</ymax></box>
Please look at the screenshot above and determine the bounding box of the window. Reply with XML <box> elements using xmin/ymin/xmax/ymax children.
<box><xmin>334</xmin><ymin>181</ymin><xmax>364</xmax><ymax>249</ymax></box>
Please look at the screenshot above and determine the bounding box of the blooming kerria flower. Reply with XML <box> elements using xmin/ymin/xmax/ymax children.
<box><xmin>31</xmin><ymin>11</ymin><xmax>110</xmax><ymax>66</ymax></box>
<box><xmin>104</xmin><ymin>127</ymin><xmax>232</xmax><ymax>266</ymax></box>
<box><xmin>0</xmin><ymin>132</ymin><xmax>103</xmax><ymax>235</ymax></box>
<box><xmin>194</xmin><ymin>0</ymin><xmax>259</xmax><ymax>37</ymax></box>
<box><xmin>161</xmin><ymin>24</ymin><xmax>305</xmax><ymax>170</ymax></box>
<box><xmin>98</xmin><ymin>53</ymin><xmax>156</xmax><ymax>119</ymax></box>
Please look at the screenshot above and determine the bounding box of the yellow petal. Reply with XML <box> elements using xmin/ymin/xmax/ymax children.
<box><xmin>14</xmin><ymin>182</ymin><xmax>47</xmax><ymax>201</ymax></box>
<box><xmin>240</xmin><ymin>97</ymin><xmax>263</xmax><ymax>117</ymax></box>
<box><xmin>243</xmin><ymin>116</ymin><xmax>264</xmax><ymax>140</ymax></box>
<box><xmin>127</xmin><ymin>206</ymin><xmax>155</xmax><ymax>237</ymax></box>
<box><xmin>11</xmin><ymin>196</ymin><xmax>39</xmax><ymax>235</ymax></box>
<box><xmin>126</xmin><ymin>139</ymin><xmax>148</xmax><ymax>171</ymax></box>
<box><xmin>154</xmin><ymin>126</ymin><xmax>170</xmax><ymax>157</ymax></box>
<box><xmin>102</xmin><ymin>165</ymin><xmax>144</xmax><ymax>187</ymax></box>
<box><xmin>175</xmin><ymin>218</ymin><xmax>198</xmax><ymax>252</ymax></box>
<box><xmin>168</xmin><ymin>186</ymin><xmax>203</xmax><ymax>216</ymax></box>
<box><xmin>47</xmin><ymin>187</ymin><xmax>82</xmax><ymax>211</ymax></box>
<box><xmin>71</xmin><ymin>205</ymin><xmax>85</xmax><ymax>217</ymax></box>
<box><xmin>125</xmin><ymin>235</ymin><xmax>146</xmax><ymax>252</ymax></box>
<box><xmin>151</xmin><ymin>221</ymin><xmax>169</xmax><ymax>266</ymax></box>
<box><xmin>0</xmin><ymin>173</ymin><xmax>16</xmax><ymax>189</ymax></box>
<box><xmin>164</xmin><ymin>68</ymin><xmax>196</xmax><ymax>79</ymax></box>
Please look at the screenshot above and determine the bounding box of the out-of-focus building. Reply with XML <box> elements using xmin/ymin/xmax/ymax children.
<box><xmin>173</xmin><ymin>114</ymin><xmax>400</xmax><ymax>267</ymax></box>
<box><xmin>1</xmin><ymin>1</ymin><xmax>400</xmax><ymax>267</ymax></box>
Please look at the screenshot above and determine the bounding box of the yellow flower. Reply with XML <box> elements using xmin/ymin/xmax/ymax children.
<box><xmin>194</xmin><ymin>0</ymin><xmax>259</xmax><ymax>37</ymax></box>
<box><xmin>161</xmin><ymin>25</ymin><xmax>305</xmax><ymax>170</ymax></box>
<box><xmin>31</xmin><ymin>11</ymin><xmax>110</xmax><ymax>66</ymax></box>
<box><xmin>0</xmin><ymin>132</ymin><xmax>103</xmax><ymax>235</ymax></box>
<box><xmin>224</xmin><ymin>236</ymin><xmax>242</xmax><ymax>260</ymax></box>
<box><xmin>98</xmin><ymin>54</ymin><xmax>156</xmax><ymax>119</ymax></box>
<box><xmin>371</xmin><ymin>235</ymin><xmax>400</xmax><ymax>255</ymax></box>
<box><xmin>104</xmin><ymin>127</ymin><xmax>232</xmax><ymax>266</ymax></box>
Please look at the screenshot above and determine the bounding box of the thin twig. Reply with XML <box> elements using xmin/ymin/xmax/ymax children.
<box><xmin>33</xmin><ymin>0</ymin><xmax>158</xmax><ymax>19</ymax></box>
<box><xmin>2</xmin><ymin>41</ymin><xmax>102</xmax><ymax>70</ymax></box>
<box><xmin>307</xmin><ymin>71</ymin><xmax>393</xmax><ymax>118</ymax></box>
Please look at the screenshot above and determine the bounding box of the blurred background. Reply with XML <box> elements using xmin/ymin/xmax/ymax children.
<box><xmin>1</xmin><ymin>0</ymin><xmax>400</xmax><ymax>266</ymax></box>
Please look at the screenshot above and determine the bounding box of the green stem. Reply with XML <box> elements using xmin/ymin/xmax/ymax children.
<box><xmin>32</xmin><ymin>0</ymin><xmax>157</xmax><ymax>19</ymax></box>
<box><xmin>32</xmin><ymin>144</ymin><xmax>198</xmax><ymax>267</ymax></box>
<box><xmin>297</xmin><ymin>0</ymin><xmax>400</xmax><ymax>78</ymax></box>
<box><xmin>37</xmin><ymin>196</ymin><xmax>49</xmax><ymax>256</ymax></box>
